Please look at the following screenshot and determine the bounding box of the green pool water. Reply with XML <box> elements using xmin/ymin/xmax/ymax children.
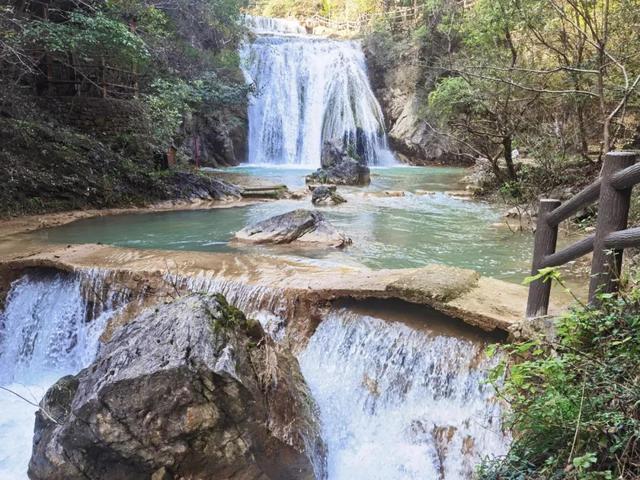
<box><xmin>34</xmin><ymin>166</ymin><xmax>534</xmax><ymax>282</ymax></box>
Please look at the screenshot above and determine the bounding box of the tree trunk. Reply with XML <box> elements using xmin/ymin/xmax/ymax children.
<box><xmin>503</xmin><ymin>136</ymin><xmax>517</xmax><ymax>180</ymax></box>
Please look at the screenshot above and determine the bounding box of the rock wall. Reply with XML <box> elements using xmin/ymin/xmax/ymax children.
<box><xmin>39</xmin><ymin>97</ymin><xmax>145</xmax><ymax>135</ymax></box>
<box><xmin>38</xmin><ymin>96</ymin><xmax>248</xmax><ymax>168</ymax></box>
<box><xmin>184</xmin><ymin>105</ymin><xmax>248</xmax><ymax>168</ymax></box>
<box><xmin>363</xmin><ymin>34</ymin><xmax>468</xmax><ymax>166</ymax></box>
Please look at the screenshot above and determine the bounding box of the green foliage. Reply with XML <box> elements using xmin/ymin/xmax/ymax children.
<box><xmin>23</xmin><ymin>11</ymin><xmax>150</xmax><ymax>67</ymax></box>
<box><xmin>144</xmin><ymin>73</ymin><xmax>251</xmax><ymax>146</ymax></box>
<box><xmin>523</xmin><ymin>266</ymin><xmax>562</xmax><ymax>286</ymax></box>
<box><xmin>259</xmin><ymin>0</ymin><xmax>318</xmax><ymax>18</ymax></box>
<box><xmin>105</xmin><ymin>1</ymin><xmax>172</xmax><ymax>38</ymax></box>
<box><xmin>428</xmin><ymin>77</ymin><xmax>477</xmax><ymax>121</ymax></box>
<box><xmin>480</xmin><ymin>286</ymin><xmax>640</xmax><ymax>479</ymax></box>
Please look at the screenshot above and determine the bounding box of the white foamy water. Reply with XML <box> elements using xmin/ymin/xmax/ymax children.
<box><xmin>244</xmin><ymin>15</ymin><xmax>307</xmax><ymax>35</ymax></box>
<box><xmin>1</xmin><ymin>269</ymin><xmax>509</xmax><ymax>479</ymax></box>
<box><xmin>241</xmin><ymin>16</ymin><xmax>395</xmax><ymax>166</ymax></box>
<box><xmin>299</xmin><ymin>311</ymin><xmax>509</xmax><ymax>479</ymax></box>
<box><xmin>0</xmin><ymin>271</ymin><xmax>123</xmax><ymax>479</ymax></box>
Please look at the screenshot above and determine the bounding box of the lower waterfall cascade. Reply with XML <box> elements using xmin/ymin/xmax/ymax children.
<box><xmin>299</xmin><ymin>311</ymin><xmax>509</xmax><ymax>480</ymax></box>
<box><xmin>0</xmin><ymin>270</ymin><xmax>126</xmax><ymax>479</ymax></box>
<box><xmin>0</xmin><ymin>269</ymin><xmax>509</xmax><ymax>479</ymax></box>
<box><xmin>240</xmin><ymin>16</ymin><xmax>395</xmax><ymax>167</ymax></box>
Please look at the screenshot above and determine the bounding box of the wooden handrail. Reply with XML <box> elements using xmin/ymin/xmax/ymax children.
<box><xmin>541</xmin><ymin>234</ymin><xmax>595</xmax><ymax>268</ymax></box>
<box><xmin>526</xmin><ymin>151</ymin><xmax>640</xmax><ymax>318</ymax></box>
<box><xmin>604</xmin><ymin>226</ymin><xmax>640</xmax><ymax>249</ymax></box>
<box><xmin>611</xmin><ymin>162</ymin><xmax>640</xmax><ymax>190</ymax></box>
<box><xmin>546</xmin><ymin>180</ymin><xmax>601</xmax><ymax>226</ymax></box>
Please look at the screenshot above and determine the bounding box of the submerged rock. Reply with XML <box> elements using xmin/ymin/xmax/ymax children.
<box><xmin>311</xmin><ymin>186</ymin><xmax>346</xmax><ymax>206</ymax></box>
<box><xmin>29</xmin><ymin>294</ymin><xmax>325</xmax><ymax>480</ymax></box>
<box><xmin>306</xmin><ymin>141</ymin><xmax>370</xmax><ymax>186</ymax></box>
<box><xmin>234</xmin><ymin>209</ymin><xmax>352</xmax><ymax>248</ymax></box>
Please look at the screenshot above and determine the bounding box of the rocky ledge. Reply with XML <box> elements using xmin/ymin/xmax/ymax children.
<box><xmin>234</xmin><ymin>209</ymin><xmax>352</xmax><ymax>248</ymax></box>
<box><xmin>29</xmin><ymin>294</ymin><xmax>325</xmax><ymax>480</ymax></box>
<box><xmin>306</xmin><ymin>141</ymin><xmax>370</xmax><ymax>186</ymax></box>
<box><xmin>163</xmin><ymin>172</ymin><xmax>241</xmax><ymax>202</ymax></box>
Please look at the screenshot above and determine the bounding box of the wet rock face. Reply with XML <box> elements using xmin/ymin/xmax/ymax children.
<box><xmin>234</xmin><ymin>209</ymin><xmax>352</xmax><ymax>248</ymax></box>
<box><xmin>29</xmin><ymin>294</ymin><xmax>325</xmax><ymax>480</ymax></box>
<box><xmin>311</xmin><ymin>186</ymin><xmax>346</xmax><ymax>206</ymax></box>
<box><xmin>307</xmin><ymin>141</ymin><xmax>371</xmax><ymax>186</ymax></box>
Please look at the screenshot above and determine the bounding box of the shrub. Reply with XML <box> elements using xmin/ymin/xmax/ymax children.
<box><xmin>480</xmin><ymin>281</ymin><xmax>640</xmax><ymax>479</ymax></box>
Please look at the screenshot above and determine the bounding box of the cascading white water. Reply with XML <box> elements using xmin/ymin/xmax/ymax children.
<box><xmin>299</xmin><ymin>310</ymin><xmax>509</xmax><ymax>480</ymax></box>
<box><xmin>167</xmin><ymin>272</ymin><xmax>510</xmax><ymax>478</ymax></box>
<box><xmin>165</xmin><ymin>272</ymin><xmax>290</xmax><ymax>341</ymax></box>
<box><xmin>244</xmin><ymin>15</ymin><xmax>307</xmax><ymax>35</ymax></box>
<box><xmin>241</xmin><ymin>16</ymin><xmax>395</xmax><ymax>166</ymax></box>
<box><xmin>0</xmin><ymin>268</ymin><xmax>509</xmax><ymax>479</ymax></box>
<box><xmin>0</xmin><ymin>270</ymin><xmax>123</xmax><ymax>479</ymax></box>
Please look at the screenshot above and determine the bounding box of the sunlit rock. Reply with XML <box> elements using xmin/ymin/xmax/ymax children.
<box><xmin>234</xmin><ymin>209</ymin><xmax>352</xmax><ymax>248</ymax></box>
<box><xmin>29</xmin><ymin>294</ymin><xmax>325</xmax><ymax>480</ymax></box>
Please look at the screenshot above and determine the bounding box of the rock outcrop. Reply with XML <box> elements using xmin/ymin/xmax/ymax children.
<box><xmin>363</xmin><ymin>34</ymin><xmax>466</xmax><ymax>165</ymax></box>
<box><xmin>234</xmin><ymin>209</ymin><xmax>351</xmax><ymax>248</ymax></box>
<box><xmin>306</xmin><ymin>141</ymin><xmax>370</xmax><ymax>186</ymax></box>
<box><xmin>185</xmin><ymin>107</ymin><xmax>248</xmax><ymax>168</ymax></box>
<box><xmin>162</xmin><ymin>172</ymin><xmax>242</xmax><ymax>201</ymax></box>
<box><xmin>311</xmin><ymin>186</ymin><xmax>346</xmax><ymax>206</ymax></box>
<box><xmin>29</xmin><ymin>294</ymin><xmax>325</xmax><ymax>480</ymax></box>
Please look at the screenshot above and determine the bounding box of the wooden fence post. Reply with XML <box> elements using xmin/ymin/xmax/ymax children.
<box><xmin>526</xmin><ymin>198</ymin><xmax>561</xmax><ymax>317</ymax></box>
<box><xmin>588</xmin><ymin>151</ymin><xmax>637</xmax><ymax>301</ymax></box>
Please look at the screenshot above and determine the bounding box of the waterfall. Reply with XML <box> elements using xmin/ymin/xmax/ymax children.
<box><xmin>241</xmin><ymin>17</ymin><xmax>395</xmax><ymax>167</ymax></box>
<box><xmin>0</xmin><ymin>270</ymin><xmax>125</xmax><ymax>479</ymax></box>
<box><xmin>244</xmin><ymin>15</ymin><xmax>307</xmax><ymax>35</ymax></box>
<box><xmin>298</xmin><ymin>310</ymin><xmax>509</xmax><ymax>479</ymax></box>
<box><xmin>165</xmin><ymin>273</ymin><xmax>290</xmax><ymax>342</ymax></box>
<box><xmin>0</xmin><ymin>271</ymin><xmax>115</xmax><ymax>385</ymax></box>
<box><xmin>0</xmin><ymin>268</ymin><xmax>509</xmax><ymax>478</ymax></box>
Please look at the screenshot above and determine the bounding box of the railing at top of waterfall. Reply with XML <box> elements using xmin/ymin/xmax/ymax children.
<box><xmin>305</xmin><ymin>6</ymin><xmax>424</xmax><ymax>33</ymax></box>
<box><xmin>526</xmin><ymin>151</ymin><xmax>640</xmax><ymax>318</ymax></box>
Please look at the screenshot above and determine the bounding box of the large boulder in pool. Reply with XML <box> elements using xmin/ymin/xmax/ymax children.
<box><xmin>306</xmin><ymin>141</ymin><xmax>370</xmax><ymax>186</ymax></box>
<box><xmin>234</xmin><ymin>209</ymin><xmax>352</xmax><ymax>248</ymax></box>
<box><xmin>28</xmin><ymin>294</ymin><xmax>326</xmax><ymax>480</ymax></box>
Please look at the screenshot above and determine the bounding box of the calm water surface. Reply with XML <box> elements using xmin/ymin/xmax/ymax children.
<box><xmin>35</xmin><ymin>166</ymin><xmax>533</xmax><ymax>282</ymax></box>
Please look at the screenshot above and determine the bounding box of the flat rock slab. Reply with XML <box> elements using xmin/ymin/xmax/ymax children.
<box><xmin>386</xmin><ymin>265</ymin><xmax>480</xmax><ymax>303</ymax></box>
<box><xmin>0</xmin><ymin>239</ymin><xmax>557</xmax><ymax>335</ymax></box>
<box><xmin>240</xmin><ymin>185</ymin><xmax>289</xmax><ymax>199</ymax></box>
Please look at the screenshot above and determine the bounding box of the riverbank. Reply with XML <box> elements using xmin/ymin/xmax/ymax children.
<box><xmin>0</xmin><ymin>196</ymin><xmax>265</xmax><ymax>239</ymax></box>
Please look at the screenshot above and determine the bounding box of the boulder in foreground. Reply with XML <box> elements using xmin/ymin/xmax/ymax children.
<box><xmin>234</xmin><ymin>209</ymin><xmax>352</xmax><ymax>248</ymax></box>
<box><xmin>29</xmin><ymin>294</ymin><xmax>325</xmax><ymax>480</ymax></box>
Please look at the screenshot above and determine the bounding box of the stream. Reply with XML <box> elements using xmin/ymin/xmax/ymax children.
<box><xmin>34</xmin><ymin>166</ymin><xmax>532</xmax><ymax>282</ymax></box>
<box><xmin>0</xmin><ymin>15</ymin><xmax>520</xmax><ymax>480</ymax></box>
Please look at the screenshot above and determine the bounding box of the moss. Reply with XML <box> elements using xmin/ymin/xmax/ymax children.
<box><xmin>203</xmin><ymin>293</ymin><xmax>264</xmax><ymax>342</ymax></box>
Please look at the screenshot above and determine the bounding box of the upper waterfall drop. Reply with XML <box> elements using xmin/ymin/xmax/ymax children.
<box><xmin>241</xmin><ymin>16</ymin><xmax>395</xmax><ymax>167</ymax></box>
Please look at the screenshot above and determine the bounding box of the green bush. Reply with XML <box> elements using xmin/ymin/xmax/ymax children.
<box><xmin>480</xmin><ymin>284</ymin><xmax>640</xmax><ymax>479</ymax></box>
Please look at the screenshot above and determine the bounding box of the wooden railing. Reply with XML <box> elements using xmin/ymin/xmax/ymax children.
<box><xmin>308</xmin><ymin>5</ymin><xmax>424</xmax><ymax>33</ymax></box>
<box><xmin>32</xmin><ymin>54</ymin><xmax>140</xmax><ymax>98</ymax></box>
<box><xmin>527</xmin><ymin>151</ymin><xmax>640</xmax><ymax>317</ymax></box>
